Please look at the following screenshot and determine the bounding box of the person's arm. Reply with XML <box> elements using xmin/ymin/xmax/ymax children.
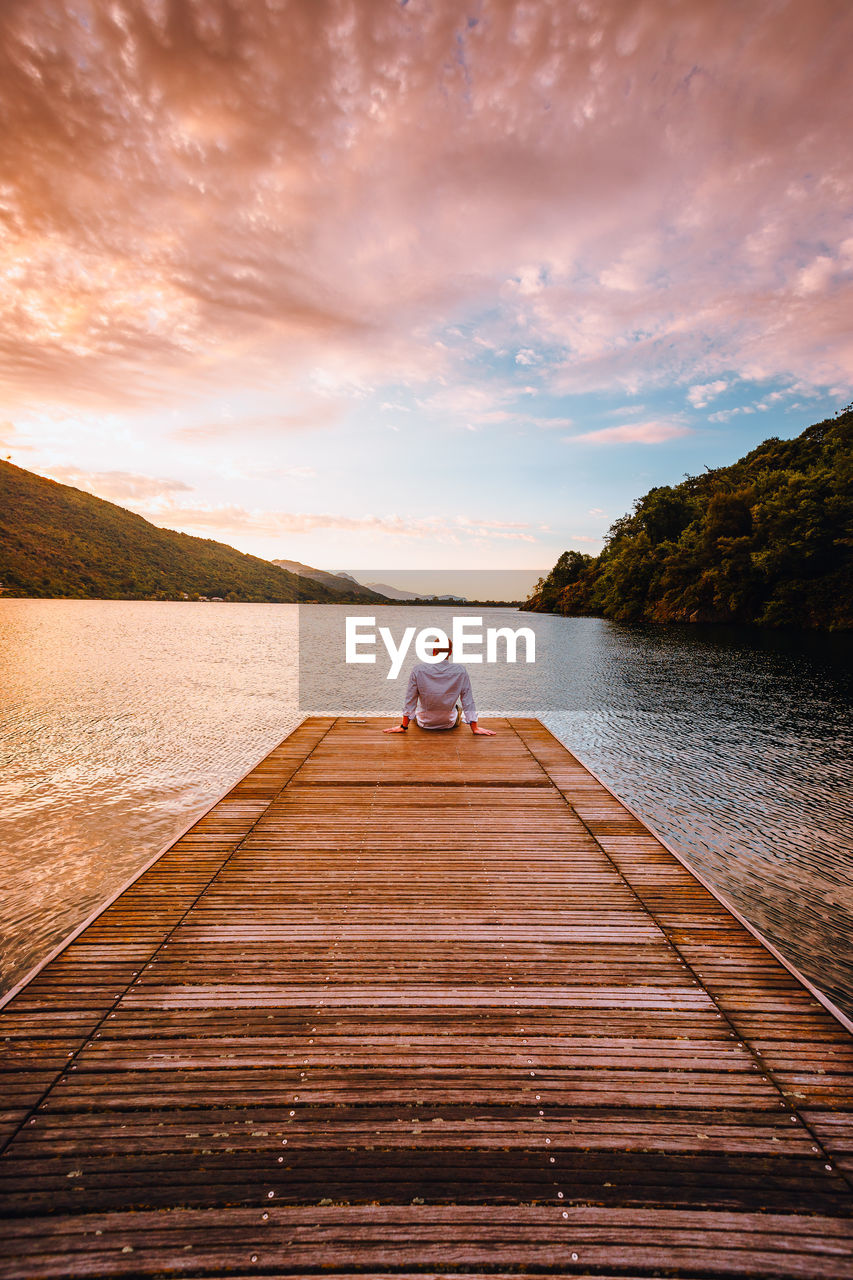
<box><xmin>383</xmin><ymin>669</ymin><xmax>418</xmax><ymax>733</ymax></box>
<box><xmin>459</xmin><ymin>671</ymin><xmax>496</xmax><ymax>735</ymax></box>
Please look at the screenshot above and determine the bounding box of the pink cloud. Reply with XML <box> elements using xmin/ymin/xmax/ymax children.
<box><xmin>42</xmin><ymin>467</ymin><xmax>191</xmax><ymax>501</ymax></box>
<box><xmin>0</xmin><ymin>0</ymin><xmax>850</xmax><ymax>409</ymax></box>
<box><xmin>172</xmin><ymin>402</ymin><xmax>344</xmax><ymax>441</ymax></box>
<box><xmin>565</xmin><ymin>421</ymin><xmax>691</xmax><ymax>445</ymax></box>
<box><xmin>0</xmin><ymin>420</ymin><xmax>33</xmax><ymax>452</ymax></box>
<box><xmin>795</xmin><ymin>256</ymin><xmax>836</xmax><ymax>296</ymax></box>
<box><xmin>135</xmin><ymin>502</ymin><xmax>540</xmax><ymax>545</ymax></box>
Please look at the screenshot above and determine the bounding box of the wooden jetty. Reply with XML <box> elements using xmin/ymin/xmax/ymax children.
<box><xmin>1</xmin><ymin>716</ymin><xmax>852</xmax><ymax>1278</ymax></box>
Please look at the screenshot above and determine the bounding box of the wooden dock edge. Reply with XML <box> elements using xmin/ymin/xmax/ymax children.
<box><xmin>532</xmin><ymin>720</ymin><xmax>853</xmax><ymax>1037</ymax></box>
<box><xmin>0</xmin><ymin>718</ymin><xmax>317</xmax><ymax>1013</ymax></box>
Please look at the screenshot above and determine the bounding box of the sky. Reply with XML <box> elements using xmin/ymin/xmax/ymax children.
<box><xmin>2</xmin><ymin>0</ymin><xmax>852</xmax><ymax>578</ymax></box>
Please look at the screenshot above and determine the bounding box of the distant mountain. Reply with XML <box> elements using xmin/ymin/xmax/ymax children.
<box><xmin>358</xmin><ymin>579</ymin><xmax>469</xmax><ymax>603</ymax></box>
<box><xmin>360</xmin><ymin>581</ymin><xmax>424</xmax><ymax>600</ymax></box>
<box><xmin>272</xmin><ymin>559</ymin><xmax>390</xmax><ymax>601</ymax></box>
<box><xmin>0</xmin><ymin>461</ymin><xmax>373</xmax><ymax>603</ymax></box>
<box><xmin>284</xmin><ymin>567</ymin><xmax>469</xmax><ymax>602</ymax></box>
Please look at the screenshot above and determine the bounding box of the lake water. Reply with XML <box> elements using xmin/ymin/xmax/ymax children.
<box><xmin>2</xmin><ymin>599</ymin><xmax>851</xmax><ymax>1020</ymax></box>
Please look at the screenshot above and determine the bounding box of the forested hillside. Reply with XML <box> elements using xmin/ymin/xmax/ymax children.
<box><xmin>523</xmin><ymin>409</ymin><xmax>853</xmax><ymax>630</ymax></box>
<box><xmin>0</xmin><ymin>461</ymin><xmax>357</xmax><ymax>602</ymax></box>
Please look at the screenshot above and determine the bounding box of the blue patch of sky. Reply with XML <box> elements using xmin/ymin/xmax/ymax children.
<box><xmin>287</xmin><ymin>321</ymin><xmax>849</xmax><ymax>567</ymax></box>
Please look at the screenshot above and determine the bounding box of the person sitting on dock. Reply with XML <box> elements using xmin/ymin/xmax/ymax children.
<box><xmin>384</xmin><ymin>641</ymin><xmax>496</xmax><ymax>735</ymax></box>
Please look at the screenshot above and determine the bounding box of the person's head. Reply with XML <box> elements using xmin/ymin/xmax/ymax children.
<box><xmin>432</xmin><ymin>639</ymin><xmax>452</xmax><ymax>660</ymax></box>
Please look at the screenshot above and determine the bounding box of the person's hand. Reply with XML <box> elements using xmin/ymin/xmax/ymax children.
<box><xmin>471</xmin><ymin>726</ymin><xmax>496</xmax><ymax>736</ymax></box>
<box><xmin>383</xmin><ymin>725</ymin><xmax>407</xmax><ymax>733</ymax></box>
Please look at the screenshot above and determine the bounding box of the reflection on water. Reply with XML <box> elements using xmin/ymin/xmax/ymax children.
<box><xmin>540</xmin><ymin>620</ymin><xmax>853</xmax><ymax>1021</ymax></box>
<box><xmin>2</xmin><ymin>600</ymin><xmax>852</xmax><ymax>1020</ymax></box>
<box><xmin>0</xmin><ymin>601</ymin><xmax>302</xmax><ymax>992</ymax></box>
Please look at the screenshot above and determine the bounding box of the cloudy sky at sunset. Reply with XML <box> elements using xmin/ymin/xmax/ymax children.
<box><xmin>3</xmin><ymin>0</ymin><xmax>852</xmax><ymax>573</ymax></box>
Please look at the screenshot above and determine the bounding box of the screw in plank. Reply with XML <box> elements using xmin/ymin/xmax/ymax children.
<box><xmin>267</xmin><ymin>1191</ymin><xmax>275</xmax><ymax>1198</ymax></box>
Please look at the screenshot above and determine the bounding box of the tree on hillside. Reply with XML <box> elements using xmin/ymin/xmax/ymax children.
<box><xmin>523</xmin><ymin>408</ymin><xmax>853</xmax><ymax>631</ymax></box>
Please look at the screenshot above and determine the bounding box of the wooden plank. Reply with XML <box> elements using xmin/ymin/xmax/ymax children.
<box><xmin>1</xmin><ymin>715</ymin><xmax>851</xmax><ymax>1278</ymax></box>
<box><xmin>2</xmin><ymin>1207</ymin><xmax>853</xmax><ymax>1279</ymax></box>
